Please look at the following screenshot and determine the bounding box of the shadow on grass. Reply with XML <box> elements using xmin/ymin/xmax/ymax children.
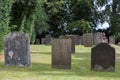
<box><xmin>31</xmin><ymin>52</ymin><xmax>51</xmax><ymax>55</ymax></box>
<box><xmin>0</xmin><ymin>52</ymin><xmax>120</xmax><ymax>78</ymax></box>
<box><xmin>72</xmin><ymin>52</ymin><xmax>120</xmax><ymax>78</ymax></box>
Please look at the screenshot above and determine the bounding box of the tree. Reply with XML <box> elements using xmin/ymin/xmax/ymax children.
<box><xmin>10</xmin><ymin>0</ymin><xmax>49</xmax><ymax>43</ymax></box>
<box><xmin>68</xmin><ymin>19</ymin><xmax>91</xmax><ymax>35</ymax></box>
<box><xmin>109</xmin><ymin>0</ymin><xmax>120</xmax><ymax>43</ymax></box>
<box><xmin>0</xmin><ymin>0</ymin><xmax>14</xmax><ymax>51</ymax></box>
<box><xmin>44</xmin><ymin>0</ymin><xmax>94</xmax><ymax>37</ymax></box>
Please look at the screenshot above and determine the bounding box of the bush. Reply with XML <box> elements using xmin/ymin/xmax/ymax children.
<box><xmin>0</xmin><ymin>0</ymin><xmax>14</xmax><ymax>51</ymax></box>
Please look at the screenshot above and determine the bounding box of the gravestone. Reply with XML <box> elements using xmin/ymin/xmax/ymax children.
<box><xmin>74</xmin><ymin>35</ymin><xmax>81</xmax><ymax>45</ymax></box>
<box><xmin>52</xmin><ymin>38</ymin><xmax>71</xmax><ymax>69</ymax></box>
<box><xmin>45</xmin><ymin>34</ymin><xmax>52</xmax><ymax>45</ymax></box>
<box><xmin>35</xmin><ymin>38</ymin><xmax>40</xmax><ymax>44</ymax></box>
<box><xmin>109</xmin><ymin>36</ymin><xmax>115</xmax><ymax>44</ymax></box>
<box><xmin>91</xmin><ymin>43</ymin><xmax>115</xmax><ymax>72</ymax></box>
<box><xmin>80</xmin><ymin>36</ymin><xmax>83</xmax><ymax>45</ymax></box>
<box><xmin>4</xmin><ymin>32</ymin><xmax>31</xmax><ymax>67</ymax></box>
<box><xmin>49</xmin><ymin>38</ymin><xmax>55</xmax><ymax>45</ymax></box>
<box><xmin>59</xmin><ymin>35</ymin><xmax>75</xmax><ymax>53</ymax></box>
<box><xmin>93</xmin><ymin>32</ymin><xmax>105</xmax><ymax>45</ymax></box>
<box><xmin>83</xmin><ymin>33</ymin><xmax>93</xmax><ymax>47</ymax></box>
<box><xmin>41</xmin><ymin>38</ymin><xmax>46</xmax><ymax>44</ymax></box>
<box><xmin>66</xmin><ymin>35</ymin><xmax>75</xmax><ymax>53</ymax></box>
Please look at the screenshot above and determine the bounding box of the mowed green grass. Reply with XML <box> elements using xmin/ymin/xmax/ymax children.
<box><xmin>0</xmin><ymin>45</ymin><xmax>120</xmax><ymax>80</ymax></box>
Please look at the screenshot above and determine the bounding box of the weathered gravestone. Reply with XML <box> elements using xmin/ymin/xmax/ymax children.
<box><xmin>91</xmin><ymin>43</ymin><xmax>115</xmax><ymax>72</ymax></box>
<box><xmin>49</xmin><ymin>38</ymin><xmax>55</xmax><ymax>45</ymax></box>
<box><xmin>59</xmin><ymin>35</ymin><xmax>75</xmax><ymax>53</ymax></box>
<box><xmin>4</xmin><ymin>32</ymin><xmax>31</xmax><ymax>67</ymax></box>
<box><xmin>66</xmin><ymin>35</ymin><xmax>75</xmax><ymax>53</ymax></box>
<box><xmin>80</xmin><ymin>36</ymin><xmax>83</xmax><ymax>45</ymax></box>
<box><xmin>93</xmin><ymin>32</ymin><xmax>107</xmax><ymax>45</ymax></box>
<box><xmin>83</xmin><ymin>33</ymin><xmax>93</xmax><ymax>47</ymax></box>
<box><xmin>109</xmin><ymin>36</ymin><xmax>115</xmax><ymax>44</ymax></box>
<box><xmin>52</xmin><ymin>38</ymin><xmax>71</xmax><ymax>69</ymax></box>
<box><xmin>74</xmin><ymin>35</ymin><xmax>81</xmax><ymax>45</ymax></box>
<box><xmin>41</xmin><ymin>38</ymin><xmax>46</xmax><ymax>44</ymax></box>
<box><xmin>45</xmin><ymin>34</ymin><xmax>52</xmax><ymax>45</ymax></box>
<box><xmin>35</xmin><ymin>38</ymin><xmax>40</xmax><ymax>44</ymax></box>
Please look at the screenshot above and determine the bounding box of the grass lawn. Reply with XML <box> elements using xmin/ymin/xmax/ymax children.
<box><xmin>0</xmin><ymin>45</ymin><xmax>120</xmax><ymax>80</ymax></box>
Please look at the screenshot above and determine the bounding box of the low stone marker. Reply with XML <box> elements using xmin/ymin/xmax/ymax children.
<box><xmin>4</xmin><ymin>32</ymin><xmax>31</xmax><ymax>67</ymax></box>
<box><xmin>52</xmin><ymin>38</ymin><xmax>71</xmax><ymax>69</ymax></box>
<box><xmin>83</xmin><ymin>33</ymin><xmax>93</xmax><ymax>47</ymax></box>
<box><xmin>91</xmin><ymin>43</ymin><xmax>115</xmax><ymax>72</ymax></box>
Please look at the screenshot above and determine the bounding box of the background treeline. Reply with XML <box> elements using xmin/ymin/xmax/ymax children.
<box><xmin>0</xmin><ymin>0</ymin><xmax>120</xmax><ymax>50</ymax></box>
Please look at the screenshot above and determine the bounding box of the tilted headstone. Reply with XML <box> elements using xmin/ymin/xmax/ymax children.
<box><xmin>93</xmin><ymin>32</ymin><xmax>104</xmax><ymax>45</ymax></box>
<box><xmin>83</xmin><ymin>33</ymin><xmax>93</xmax><ymax>47</ymax></box>
<box><xmin>91</xmin><ymin>43</ymin><xmax>115</xmax><ymax>72</ymax></box>
<box><xmin>52</xmin><ymin>38</ymin><xmax>71</xmax><ymax>69</ymax></box>
<box><xmin>109</xmin><ymin>36</ymin><xmax>115</xmax><ymax>44</ymax></box>
<box><xmin>4</xmin><ymin>32</ymin><xmax>31</xmax><ymax>67</ymax></box>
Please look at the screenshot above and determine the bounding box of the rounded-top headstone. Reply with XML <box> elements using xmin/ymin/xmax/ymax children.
<box><xmin>91</xmin><ymin>43</ymin><xmax>115</xmax><ymax>72</ymax></box>
<box><xmin>4</xmin><ymin>32</ymin><xmax>31</xmax><ymax>67</ymax></box>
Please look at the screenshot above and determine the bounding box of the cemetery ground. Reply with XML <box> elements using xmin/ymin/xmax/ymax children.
<box><xmin>0</xmin><ymin>45</ymin><xmax>120</xmax><ymax>80</ymax></box>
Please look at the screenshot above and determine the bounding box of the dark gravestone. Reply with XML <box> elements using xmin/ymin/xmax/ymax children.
<box><xmin>83</xmin><ymin>33</ymin><xmax>93</xmax><ymax>47</ymax></box>
<box><xmin>52</xmin><ymin>38</ymin><xmax>71</xmax><ymax>69</ymax></box>
<box><xmin>109</xmin><ymin>36</ymin><xmax>115</xmax><ymax>44</ymax></box>
<box><xmin>91</xmin><ymin>43</ymin><xmax>115</xmax><ymax>72</ymax></box>
<box><xmin>4</xmin><ymin>32</ymin><xmax>31</xmax><ymax>67</ymax></box>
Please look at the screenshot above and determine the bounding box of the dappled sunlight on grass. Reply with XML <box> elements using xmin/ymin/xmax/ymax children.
<box><xmin>0</xmin><ymin>45</ymin><xmax>120</xmax><ymax>80</ymax></box>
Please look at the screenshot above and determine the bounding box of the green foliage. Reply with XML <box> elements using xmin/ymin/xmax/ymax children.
<box><xmin>68</xmin><ymin>19</ymin><xmax>91</xmax><ymax>34</ymax></box>
<box><xmin>0</xmin><ymin>0</ymin><xmax>14</xmax><ymax>51</ymax></box>
<box><xmin>10</xmin><ymin>0</ymin><xmax>49</xmax><ymax>44</ymax></box>
<box><xmin>44</xmin><ymin>0</ymin><xmax>93</xmax><ymax>36</ymax></box>
<box><xmin>35</xmin><ymin>1</ymin><xmax>49</xmax><ymax>35</ymax></box>
<box><xmin>109</xmin><ymin>0</ymin><xmax>120</xmax><ymax>35</ymax></box>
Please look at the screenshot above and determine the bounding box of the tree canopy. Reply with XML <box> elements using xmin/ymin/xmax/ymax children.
<box><xmin>0</xmin><ymin>0</ymin><xmax>120</xmax><ymax>50</ymax></box>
